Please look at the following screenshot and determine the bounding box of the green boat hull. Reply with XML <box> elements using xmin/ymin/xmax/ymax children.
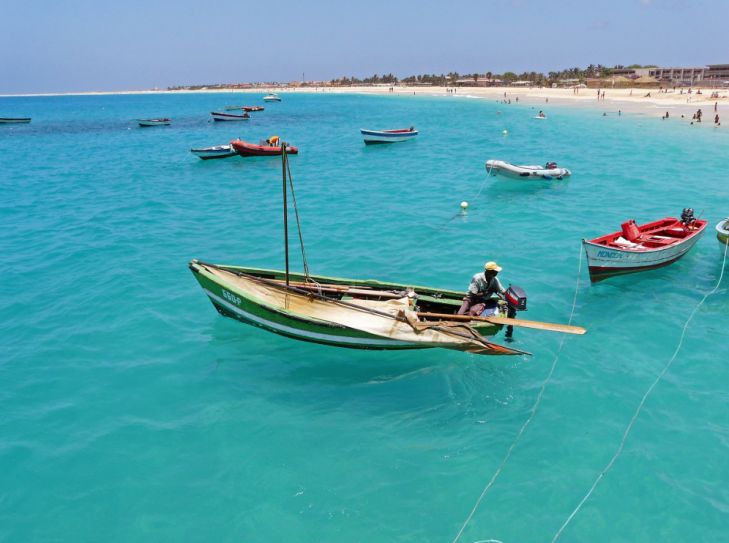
<box><xmin>189</xmin><ymin>261</ymin><xmax>503</xmax><ymax>351</ymax></box>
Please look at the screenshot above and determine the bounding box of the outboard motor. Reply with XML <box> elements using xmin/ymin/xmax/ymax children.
<box><xmin>504</xmin><ymin>284</ymin><xmax>527</xmax><ymax>312</ymax></box>
<box><xmin>681</xmin><ymin>207</ymin><xmax>696</xmax><ymax>226</ymax></box>
<box><xmin>503</xmin><ymin>285</ymin><xmax>527</xmax><ymax>340</ymax></box>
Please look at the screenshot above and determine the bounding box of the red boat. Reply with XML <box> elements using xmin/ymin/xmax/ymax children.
<box><xmin>582</xmin><ymin>209</ymin><xmax>708</xmax><ymax>281</ymax></box>
<box><xmin>230</xmin><ymin>139</ymin><xmax>298</xmax><ymax>157</ymax></box>
<box><xmin>243</xmin><ymin>106</ymin><xmax>265</xmax><ymax>112</ymax></box>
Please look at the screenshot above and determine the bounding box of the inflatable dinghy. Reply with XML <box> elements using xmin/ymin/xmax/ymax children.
<box><xmin>485</xmin><ymin>159</ymin><xmax>571</xmax><ymax>180</ymax></box>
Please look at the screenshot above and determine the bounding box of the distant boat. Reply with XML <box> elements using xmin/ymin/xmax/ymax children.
<box><xmin>263</xmin><ymin>93</ymin><xmax>281</xmax><ymax>102</ymax></box>
<box><xmin>211</xmin><ymin>111</ymin><xmax>250</xmax><ymax>121</ymax></box>
<box><xmin>582</xmin><ymin>209</ymin><xmax>707</xmax><ymax>282</ymax></box>
<box><xmin>485</xmin><ymin>160</ymin><xmax>571</xmax><ymax>180</ymax></box>
<box><xmin>138</xmin><ymin>118</ymin><xmax>171</xmax><ymax>127</ymax></box>
<box><xmin>243</xmin><ymin>106</ymin><xmax>265</xmax><ymax>112</ymax></box>
<box><xmin>190</xmin><ymin>144</ymin><xmax>237</xmax><ymax>160</ymax></box>
<box><xmin>230</xmin><ymin>139</ymin><xmax>298</xmax><ymax>157</ymax></box>
<box><xmin>361</xmin><ymin>127</ymin><xmax>418</xmax><ymax>144</ymax></box>
<box><xmin>716</xmin><ymin>218</ymin><xmax>729</xmax><ymax>246</ymax></box>
<box><xmin>0</xmin><ymin>117</ymin><xmax>31</xmax><ymax>124</ymax></box>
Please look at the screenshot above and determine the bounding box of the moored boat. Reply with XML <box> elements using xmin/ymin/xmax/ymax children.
<box><xmin>486</xmin><ymin>159</ymin><xmax>571</xmax><ymax>180</ymax></box>
<box><xmin>263</xmin><ymin>93</ymin><xmax>281</xmax><ymax>102</ymax></box>
<box><xmin>0</xmin><ymin>117</ymin><xmax>31</xmax><ymax>124</ymax></box>
<box><xmin>190</xmin><ymin>144</ymin><xmax>237</xmax><ymax>160</ymax></box>
<box><xmin>138</xmin><ymin>118</ymin><xmax>171</xmax><ymax>127</ymax></box>
<box><xmin>230</xmin><ymin>138</ymin><xmax>298</xmax><ymax>156</ymax></box>
<box><xmin>361</xmin><ymin>127</ymin><xmax>418</xmax><ymax>144</ymax></box>
<box><xmin>716</xmin><ymin>218</ymin><xmax>729</xmax><ymax>245</ymax></box>
<box><xmin>582</xmin><ymin>209</ymin><xmax>708</xmax><ymax>282</ymax></box>
<box><xmin>189</xmin><ymin>261</ymin><xmax>530</xmax><ymax>354</ymax></box>
<box><xmin>211</xmin><ymin>111</ymin><xmax>250</xmax><ymax>121</ymax></box>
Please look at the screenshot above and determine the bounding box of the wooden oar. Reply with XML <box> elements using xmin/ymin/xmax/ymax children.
<box><xmin>416</xmin><ymin>312</ymin><xmax>586</xmax><ymax>335</ymax></box>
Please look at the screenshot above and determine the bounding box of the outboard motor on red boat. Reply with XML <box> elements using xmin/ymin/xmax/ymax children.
<box><xmin>503</xmin><ymin>284</ymin><xmax>527</xmax><ymax>339</ymax></box>
<box><xmin>681</xmin><ymin>207</ymin><xmax>696</xmax><ymax>226</ymax></box>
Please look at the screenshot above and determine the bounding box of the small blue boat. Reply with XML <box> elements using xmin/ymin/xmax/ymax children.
<box><xmin>360</xmin><ymin>127</ymin><xmax>418</xmax><ymax>144</ymax></box>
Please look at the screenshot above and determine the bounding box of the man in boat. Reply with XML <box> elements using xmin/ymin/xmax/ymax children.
<box><xmin>457</xmin><ymin>261</ymin><xmax>506</xmax><ymax>315</ymax></box>
<box><xmin>457</xmin><ymin>261</ymin><xmax>517</xmax><ymax>339</ymax></box>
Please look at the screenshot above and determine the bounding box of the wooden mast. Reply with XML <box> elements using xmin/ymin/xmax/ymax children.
<box><xmin>282</xmin><ymin>143</ymin><xmax>290</xmax><ymax>287</ymax></box>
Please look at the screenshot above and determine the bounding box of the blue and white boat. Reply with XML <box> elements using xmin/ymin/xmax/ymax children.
<box><xmin>190</xmin><ymin>144</ymin><xmax>237</xmax><ymax>160</ymax></box>
<box><xmin>138</xmin><ymin>118</ymin><xmax>171</xmax><ymax>127</ymax></box>
<box><xmin>360</xmin><ymin>127</ymin><xmax>418</xmax><ymax>144</ymax></box>
<box><xmin>0</xmin><ymin>117</ymin><xmax>31</xmax><ymax>124</ymax></box>
<box><xmin>210</xmin><ymin>111</ymin><xmax>250</xmax><ymax>121</ymax></box>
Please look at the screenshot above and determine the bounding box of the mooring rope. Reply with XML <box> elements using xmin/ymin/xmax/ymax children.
<box><xmin>451</xmin><ymin>242</ymin><xmax>584</xmax><ymax>543</ymax></box>
<box><xmin>429</xmin><ymin>165</ymin><xmax>495</xmax><ymax>236</ymax></box>
<box><xmin>551</xmin><ymin>240</ymin><xmax>728</xmax><ymax>542</ymax></box>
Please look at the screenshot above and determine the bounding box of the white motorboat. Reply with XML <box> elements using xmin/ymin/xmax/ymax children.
<box><xmin>485</xmin><ymin>159</ymin><xmax>571</xmax><ymax>180</ymax></box>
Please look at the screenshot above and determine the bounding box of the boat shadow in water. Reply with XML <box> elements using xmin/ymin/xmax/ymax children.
<box><xmin>206</xmin><ymin>327</ymin><xmax>523</xmax><ymax>417</ymax></box>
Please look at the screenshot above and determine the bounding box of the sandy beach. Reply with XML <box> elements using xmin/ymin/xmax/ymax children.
<box><xmin>6</xmin><ymin>84</ymin><xmax>726</xmax><ymax>127</ymax></box>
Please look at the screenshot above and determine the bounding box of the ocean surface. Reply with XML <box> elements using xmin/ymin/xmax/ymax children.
<box><xmin>1</xmin><ymin>91</ymin><xmax>728</xmax><ymax>543</ymax></box>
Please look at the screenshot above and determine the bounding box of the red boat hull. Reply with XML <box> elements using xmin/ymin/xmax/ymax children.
<box><xmin>230</xmin><ymin>139</ymin><xmax>298</xmax><ymax>157</ymax></box>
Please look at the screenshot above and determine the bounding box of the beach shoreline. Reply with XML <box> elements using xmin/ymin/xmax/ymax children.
<box><xmin>2</xmin><ymin>84</ymin><xmax>726</xmax><ymax>126</ymax></box>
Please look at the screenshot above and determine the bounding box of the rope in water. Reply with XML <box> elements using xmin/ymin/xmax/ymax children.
<box><xmin>551</xmin><ymin>240</ymin><xmax>729</xmax><ymax>542</ymax></box>
<box><xmin>431</xmin><ymin>165</ymin><xmax>495</xmax><ymax>235</ymax></box>
<box><xmin>450</xmin><ymin>242</ymin><xmax>584</xmax><ymax>543</ymax></box>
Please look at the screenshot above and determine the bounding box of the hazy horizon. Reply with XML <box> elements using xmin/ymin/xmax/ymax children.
<box><xmin>2</xmin><ymin>0</ymin><xmax>727</xmax><ymax>94</ymax></box>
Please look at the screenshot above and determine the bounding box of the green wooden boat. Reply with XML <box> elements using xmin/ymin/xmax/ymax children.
<box><xmin>189</xmin><ymin>260</ymin><xmax>527</xmax><ymax>355</ymax></box>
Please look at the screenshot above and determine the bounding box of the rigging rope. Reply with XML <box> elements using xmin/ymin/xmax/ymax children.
<box><xmin>551</xmin><ymin>240</ymin><xmax>728</xmax><ymax>542</ymax></box>
<box><xmin>284</xmin><ymin>149</ymin><xmax>312</xmax><ymax>281</ymax></box>
<box><xmin>451</xmin><ymin>242</ymin><xmax>584</xmax><ymax>543</ymax></box>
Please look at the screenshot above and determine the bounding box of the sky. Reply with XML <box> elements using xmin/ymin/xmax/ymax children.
<box><xmin>1</xmin><ymin>0</ymin><xmax>728</xmax><ymax>94</ymax></box>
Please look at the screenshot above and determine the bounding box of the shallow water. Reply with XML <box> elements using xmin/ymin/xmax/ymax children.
<box><xmin>1</xmin><ymin>92</ymin><xmax>728</xmax><ymax>542</ymax></box>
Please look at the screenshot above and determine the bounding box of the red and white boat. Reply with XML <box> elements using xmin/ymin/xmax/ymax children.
<box><xmin>211</xmin><ymin>111</ymin><xmax>250</xmax><ymax>122</ymax></box>
<box><xmin>230</xmin><ymin>139</ymin><xmax>298</xmax><ymax>157</ymax></box>
<box><xmin>582</xmin><ymin>209</ymin><xmax>707</xmax><ymax>281</ymax></box>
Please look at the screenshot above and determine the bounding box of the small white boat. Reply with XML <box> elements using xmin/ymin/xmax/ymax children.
<box><xmin>360</xmin><ymin>127</ymin><xmax>418</xmax><ymax>144</ymax></box>
<box><xmin>485</xmin><ymin>159</ymin><xmax>571</xmax><ymax>180</ymax></box>
<box><xmin>210</xmin><ymin>111</ymin><xmax>250</xmax><ymax>121</ymax></box>
<box><xmin>138</xmin><ymin>118</ymin><xmax>171</xmax><ymax>127</ymax></box>
<box><xmin>716</xmin><ymin>218</ymin><xmax>729</xmax><ymax>246</ymax></box>
<box><xmin>263</xmin><ymin>93</ymin><xmax>281</xmax><ymax>102</ymax></box>
<box><xmin>0</xmin><ymin>117</ymin><xmax>31</xmax><ymax>124</ymax></box>
<box><xmin>190</xmin><ymin>144</ymin><xmax>237</xmax><ymax>160</ymax></box>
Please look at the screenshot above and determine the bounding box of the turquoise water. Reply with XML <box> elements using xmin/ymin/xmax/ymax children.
<box><xmin>1</xmin><ymin>91</ymin><xmax>728</xmax><ymax>542</ymax></box>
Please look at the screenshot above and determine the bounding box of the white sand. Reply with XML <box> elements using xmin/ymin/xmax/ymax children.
<box><xmin>3</xmin><ymin>84</ymin><xmax>726</xmax><ymax>126</ymax></box>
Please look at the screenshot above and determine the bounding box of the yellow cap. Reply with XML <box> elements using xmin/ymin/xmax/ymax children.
<box><xmin>484</xmin><ymin>261</ymin><xmax>502</xmax><ymax>272</ymax></box>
